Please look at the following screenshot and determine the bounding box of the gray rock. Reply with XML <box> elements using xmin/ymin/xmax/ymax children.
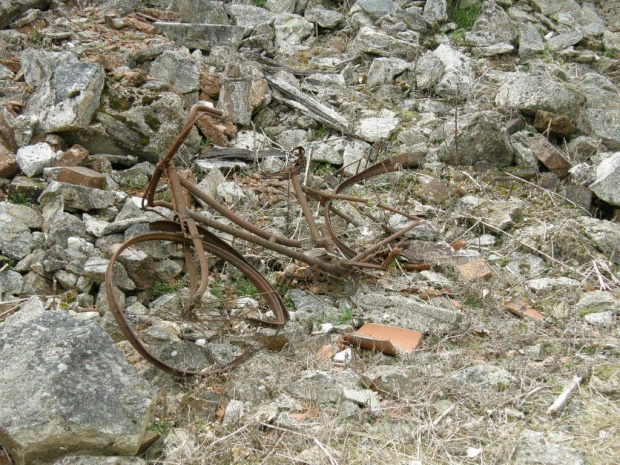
<box><xmin>343</xmin><ymin>139</ymin><xmax>371</xmax><ymax>176</ymax></box>
<box><xmin>24</xmin><ymin>52</ymin><xmax>104</xmax><ymax>134</ymax></box>
<box><xmin>84</xmin><ymin>257</ymin><xmax>135</xmax><ymax>291</ymax></box>
<box><xmin>39</xmin><ymin>181</ymin><xmax>117</xmax><ymax>212</ymax></box>
<box><xmin>95</xmin><ymin>89</ymin><xmax>200</xmax><ymax>164</ymax></box>
<box><xmin>355</xmin><ymin>109</ymin><xmax>400</xmax><ymax>142</ymax></box>
<box><xmin>360</xmin><ymin>365</ymin><xmax>419</xmax><ymax>398</ymax></box>
<box><xmin>433</xmin><ymin>44</ymin><xmax>475</xmax><ymax>99</ymax></box>
<box><xmin>227</xmin><ymin>4</ymin><xmax>275</xmax><ymax>31</ymax></box>
<box><xmin>159</xmin><ymin>428</ymin><xmax>199</xmax><ymax>463</ymax></box>
<box><xmin>0</xmin><ymin>201</ymin><xmax>42</xmax><ymax>229</ymax></box>
<box><xmin>438</xmin><ymin>111</ymin><xmax>515</xmax><ymax>167</ymax></box>
<box><xmin>519</xmin><ymin>23</ymin><xmax>545</xmax><ymax>58</ymax></box>
<box><xmin>423</xmin><ymin>0</ymin><xmax>447</xmax><ymax>23</ymax></box>
<box><xmin>0</xmin><ymin>270</ymin><xmax>23</xmax><ymax>297</ymax></box>
<box><xmin>47</xmin><ymin>213</ymin><xmax>89</xmax><ymax>248</ymax></box>
<box><xmin>514</xmin><ymin>430</ymin><xmax>585</xmax><ymax>465</ymax></box>
<box><xmin>15</xmin><ymin>142</ymin><xmax>58</xmax><ymax>177</ymax></box>
<box><xmin>356</xmin><ymin>0</ymin><xmax>398</xmax><ymax>19</ymax></box>
<box><xmin>304</xmin><ymin>137</ymin><xmax>345</xmax><ymax>165</ymax></box>
<box><xmin>305</xmin><ymin>6</ymin><xmax>343</xmax><ymax>29</ymax></box>
<box><xmin>578</xmin><ymin>109</ymin><xmax>620</xmax><ymax>150</ymax></box>
<box><xmin>154</xmin><ymin>22</ymin><xmax>245</xmax><ymax>51</ymax></box>
<box><xmin>589</xmin><ymin>152</ymin><xmax>620</xmax><ymax>206</ymax></box>
<box><xmin>591</xmin><ymin>363</ymin><xmax>620</xmax><ymax>399</ymax></box>
<box><xmin>413</xmin><ymin>51</ymin><xmax>445</xmax><ymax>91</ymax></box>
<box><xmin>352</xmin><ymin>292</ymin><xmax>463</xmax><ymax>332</ymax></box>
<box><xmin>286</xmin><ymin>370</ymin><xmax>362</xmax><ymax>403</ymax></box>
<box><xmin>0</xmin><ymin>212</ymin><xmax>32</xmax><ymax>260</ymax></box>
<box><xmin>367</xmin><ymin>57</ymin><xmax>409</xmax><ymax>91</ymax></box>
<box><xmin>149</xmin><ymin>51</ymin><xmax>199</xmax><ymax>96</ymax></box>
<box><xmin>584</xmin><ymin>311</ymin><xmax>615</xmax><ymax>327</ymax></box>
<box><xmin>495</xmin><ymin>75</ymin><xmax>586</xmax><ymax>116</ymax></box>
<box><xmin>577</xmin><ymin>217</ymin><xmax>620</xmax><ymax>263</ymax></box>
<box><xmin>54</xmin><ymin>457</ymin><xmax>146</xmax><ymax>465</ymax></box>
<box><xmin>527</xmin><ymin>277</ymin><xmax>580</xmax><ymax>293</ymax></box>
<box><xmin>547</xmin><ymin>31</ymin><xmax>584</xmax><ymax>51</ymax></box>
<box><xmin>265</xmin><ymin>0</ymin><xmax>297</xmax><ymax>14</ymax></box>
<box><xmin>274</xmin><ymin>13</ymin><xmax>313</xmax><ymax>51</ymax></box>
<box><xmin>472</xmin><ymin>43</ymin><xmax>514</xmax><ymax>57</ymax></box>
<box><xmin>218</xmin><ymin>66</ymin><xmax>252</xmax><ymax>126</ymax></box>
<box><xmin>464</xmin><ymin>1</ymin><xmax>516</xmax><ymax>47</ymax></box>
<box><xmin>349</xmin><ymin>26</ymin><xmax>419</xmax><ymax>60</ymax></box>
<box><xmin>0</xmin><ymin>0</ymin><xmax>50</xmax><ymax>29</ymax></box>
<box><xmin>0</xmin><ymin>312</ymin><xmax>157</xmax><ymax>465</ymax></box>
<box><xmin>301</xmin><ymin>73</ymin><xmax>346</xmax><ymax>94</ymax></box>
<box><xmin>167</xmin><ymin>0</ymin><xmax>229</xmax><ymax>24</ymax></box>
<box><xmin>603</xmin><ymin>31</ymin><xmax>620</xmax><ymax>53</ymax></box>
<box><xmin>451</xmin><ymin>363</ymin><xmax>516</xmax><ymax>391</ymax></box>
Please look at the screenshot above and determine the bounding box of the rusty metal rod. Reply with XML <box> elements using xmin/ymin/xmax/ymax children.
<box><xmin>178</xmin><ymin>174</ymin><xmax>303</xmax><ymax>248</ymax></box>
<box><xmin>185</xmin><ymin>209</ymin><xmax>347</xmax><ymax>277</ymax></box>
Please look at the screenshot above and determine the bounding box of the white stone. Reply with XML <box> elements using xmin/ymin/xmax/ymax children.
<box><xmin>15</xmin><ymin>142</ymin><xmax>58</xmax><ymax>177</ymax></box>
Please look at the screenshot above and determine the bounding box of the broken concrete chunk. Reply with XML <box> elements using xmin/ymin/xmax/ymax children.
<box><xmin>15</xmin><ymin>142</ymin><xmax>58</xmax><ymax>177</ymax></box>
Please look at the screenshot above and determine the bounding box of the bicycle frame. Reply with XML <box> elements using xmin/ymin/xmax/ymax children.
<box><xmin>142</xmin><ymin>103</ymin><xmax>425</xmax><ymax>282</ymax></box>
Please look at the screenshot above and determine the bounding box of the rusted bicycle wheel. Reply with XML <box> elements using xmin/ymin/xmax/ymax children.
<box><xmin>105</xmin><ymin>229</ymin><xmax>288</xmax><ymax>377</ymax></box>
<box><xmin>324</xmin><ymin>153</ymin><xmax>425</xmax><ymax>268</ymax></box>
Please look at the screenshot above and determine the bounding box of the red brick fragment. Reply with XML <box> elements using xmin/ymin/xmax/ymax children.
<box><xmin>0</xmin><ymin>154</ymin><xmax>19</xmax><ymax>179</ymax></box>
<box><xmin>528</xmin><ymin>135</ymin><xmax>572</xmax><ymax>178</ymax></box>
<box><xmin>58</xmin><ymin>167</ymin><xmax>106</xmax><ymax>189</ymax></box>
<box><xmin>342</xmin><ymin>323</ymin><xmax>423</xmax><ymax>356</ymax></box>
<box><xmin>54</xmin><ymin>144</ymin><xmax>89</xmax><ymax>167</ymax></box>
<box><xmin>505</xmin><ymin>299</ymin><xmax>545</xmax><ymax>321</ymax></box>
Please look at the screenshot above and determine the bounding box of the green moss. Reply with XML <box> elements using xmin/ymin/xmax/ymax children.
<box><xmin>139</xmin><ymin>135</ymin><xmax>150</xmax><ymax>147</ymax></box>
<box><xmin>108</xmin><ymin>96</ymin><xmax>132</xmax><ymax>112</ymax></box>
<box><xmin>144</xmin><ymin>114</ymin><xmax>161</xmax><ymax>132</ymax></box>
<box><xmin>448</xmin><ymin>0</ymin><xmax>482</xmax><ymax>30</ymax></box>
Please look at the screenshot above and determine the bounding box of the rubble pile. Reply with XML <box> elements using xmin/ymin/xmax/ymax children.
<box><xmin>1</xmin><ymin>0</ymin><xmax>620</xmax><ymax>463</ymax></box>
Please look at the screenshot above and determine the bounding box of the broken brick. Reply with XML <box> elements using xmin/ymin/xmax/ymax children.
<box><xmin>342</xmin><ymin>323</ymin><xmax>423</xmax><ymax>356</ymax></box>
<box><xmin>505</xmin><ymin>299</ymin><xmax>545</xmax><ymax>321</ymax></box>
<box><xmin>0</xmin><ymin>154</ymin><xmax>19</xmax><ymax>179</ymax></box>
<box><xmin>533</xmin><ymin>110</ymin><xmax>575</xmax><ymax>138</ymax></box>
<box><xmin>528</xmin><ymin>135</ymin><xmax>572</xmax><ymax>178</ymax></box>
<box><xmin>54</xmin><ymin>144</ymin><xmax>89</xmax><ymax>167</ymax></box>
<box><xmin>58</xmin><ymin>166</ymin><xmax>106</xmax><ymax>189</ymax></box>
<box><xmin>457</xmin><ymin>258</ymin><xmax>493</xmax><ymax>282</ymax></box>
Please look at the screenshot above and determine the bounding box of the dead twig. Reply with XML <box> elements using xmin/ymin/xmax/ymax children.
<box><xmin>547</xmin><ymin>373</ymin><xmax>589</xmax><ymax>416</ymax></box>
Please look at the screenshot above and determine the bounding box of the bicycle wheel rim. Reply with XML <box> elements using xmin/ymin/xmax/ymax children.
<box><xmin>105</xmin><ymin>231</ymin><xmax>286</xmax><ymax>377</ymax></box>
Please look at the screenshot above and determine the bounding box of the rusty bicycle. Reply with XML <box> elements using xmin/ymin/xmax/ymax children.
<box><xmin>105</xmin><ymin>102</ymin><xmax>426</xmax><ymax>377</ymax></box>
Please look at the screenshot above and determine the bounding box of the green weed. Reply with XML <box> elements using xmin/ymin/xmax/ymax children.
<box><xmin>8</xmin><ymin>193</ymin><xmax>30</xmax><ymax>205</ymax></box>
<box><xmin>152</xmin><ymin>279</ymin><xmax>186</xmax><ymax>298</ymax></box>
<box><xmin>448</xmin><ymin>0</ymin><xmax>482</xmax><ymax>30</ymax></box>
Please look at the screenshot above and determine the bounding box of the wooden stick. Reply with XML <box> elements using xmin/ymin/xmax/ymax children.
<box><xmin>547</xmin><ymin>374</ymin><xmax>587</xmax><ymax>416</ymax></box>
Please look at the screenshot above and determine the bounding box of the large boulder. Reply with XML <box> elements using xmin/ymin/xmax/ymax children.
<box><xmin>438</xmin><ymin>111</ymin><xmax>514</xmax><ymax>167</ymax></box>
<box><xmin>578</xmin><ymin>109</ymin><xmax>620</xmax><ymax>150</ymax></box>
<box><xmin>0</xmin><ymin>311</ymin><xmax>157</xmax><ymax>465</ymax></box>
<box><xmin>0</xmin><ymin>212</ymin><xmax>32</xmax><ymax>260</ymax></box>
<box><xmin>495</xmin><ymin>74</ymin><xmax>586</xmax><ymax>116</ymax></box>
<box><xmin>23</xmin><ymin>51</ymin><xmax>104</xmax><ymax>134</ymax></box>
